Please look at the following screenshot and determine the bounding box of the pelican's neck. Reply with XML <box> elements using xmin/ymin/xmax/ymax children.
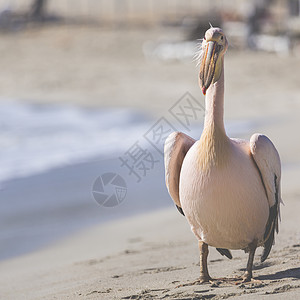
<box><xmin>197</xmin><ymin>58</ymin><xmax>229</xmax><ymax>170</ymax></box>
<box><xmin>204</xmin><ymin>58</ymin><xmax>226</xmax><ymax>134</ymax></box>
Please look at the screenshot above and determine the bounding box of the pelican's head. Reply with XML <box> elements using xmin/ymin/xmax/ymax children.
<box><xmin>197</xmin><ymin>27</ymin><xmax>228</xmax><ymax>95</ymax></box>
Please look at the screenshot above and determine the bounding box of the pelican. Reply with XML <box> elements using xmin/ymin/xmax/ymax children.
<box><xmin>164</xmin><ymin>27</ymin><xmax>282</xmax><ymax>283</ymax></box>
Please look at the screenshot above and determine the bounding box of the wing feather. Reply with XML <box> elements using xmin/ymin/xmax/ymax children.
<box><xmin>250</xmin><ymin>134</ymin><xmax>282</xmax><ymax>262</ymax></box>
<box><xmin>164</xmin><ymin>132</ymin><xmax>195</xmax><ymax>208</ymax></box>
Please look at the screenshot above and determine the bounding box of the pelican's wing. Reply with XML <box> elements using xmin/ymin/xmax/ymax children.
<box><xmin>250</xmin><ymin>134</ymin><xmax>283</xmax><ymax>262</ymax></box>
<box><xmin>164</xmin><ymin>132</ymin><xmax>195</xmax><ymax>212</ymax></box>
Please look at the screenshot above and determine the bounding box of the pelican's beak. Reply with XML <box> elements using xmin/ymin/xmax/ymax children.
<box><xmin>199</xmin><ymin>41</ymin><xmax>220</xmax><ymax>95</ymax></box>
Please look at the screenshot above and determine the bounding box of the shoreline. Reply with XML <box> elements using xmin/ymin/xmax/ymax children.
<box><xmin>0</xmin><ymin>153</ymin><xmax>171</xmax><ymax>261</ymax></box>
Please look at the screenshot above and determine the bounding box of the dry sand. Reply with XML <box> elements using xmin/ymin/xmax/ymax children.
<box><xmin>0</xmin><ymin>25</ymin><xmax>299</xmax><ymax>299</ymax></box>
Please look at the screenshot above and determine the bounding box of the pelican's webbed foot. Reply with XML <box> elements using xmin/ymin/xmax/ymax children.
<box><xmin>176</xmin><ymin>276</ymin><xmax>214</xmax><ymax>288</ymax></box>
<box><xmin>199</xmin><ymin>274</ymin><xmax>213</xmax><ymax>284</ymax></box>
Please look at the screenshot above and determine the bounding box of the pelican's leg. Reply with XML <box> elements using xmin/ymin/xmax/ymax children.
<box><xmin>199</xmin><ymin>241</ymin><xmax>212</xmax><ymax>283</ymax></box>
<box><xmin>175</xmin><ymin>241</ymin><xmax>212</xmax><ymax>287</ymax></box>
<box><xmin>242</xmin><ymin>242</ymin><xmax>257</xmax><ymax>282</ymax></box>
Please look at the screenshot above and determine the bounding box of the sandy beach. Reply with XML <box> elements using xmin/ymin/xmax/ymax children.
<box><xmin>0</xmin><ymin>24</ymin><xmax>300</xmax><ymax>299</ymax></box>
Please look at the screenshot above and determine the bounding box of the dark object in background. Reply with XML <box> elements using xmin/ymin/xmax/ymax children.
<box><xmin>182</xmin><ymin>14</ymin><xmax>222</xmax><ymax>41</ymax></box>
<box><xmin>0</xmin><ymin>0</ymin><xmax>60</xmax><ymax>31</ymax></box>
<box><xmin>289</xmin><ymin>0</ymin><xmax>300</xmax><ymax>17</ymax></box>
<box><xmin>30</xmin><ymin>0</ymin><xmax>47</xmax><ymax>20</ymax></box>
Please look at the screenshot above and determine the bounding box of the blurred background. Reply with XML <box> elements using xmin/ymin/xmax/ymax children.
<box><xmin>0</xmin><ymin>0</ymin><xmax>299</xmax><ymax>261</ymax></box>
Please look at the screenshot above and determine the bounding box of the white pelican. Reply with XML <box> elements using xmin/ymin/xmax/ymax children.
<box><xmin>164</xmin><ymin>27</ymin><xmax>282</xmax><ymax>283</ymax></box>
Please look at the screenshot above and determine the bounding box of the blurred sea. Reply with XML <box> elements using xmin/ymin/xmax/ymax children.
<box><xmin>0</xmin><ymin>101</ymin><xmax>255</xmax><ymax>261</ymax></box>
<box><xmin>0</xmin><ymin>101</ymin><xmax>152</xmax><ymax>184</ymax></box>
